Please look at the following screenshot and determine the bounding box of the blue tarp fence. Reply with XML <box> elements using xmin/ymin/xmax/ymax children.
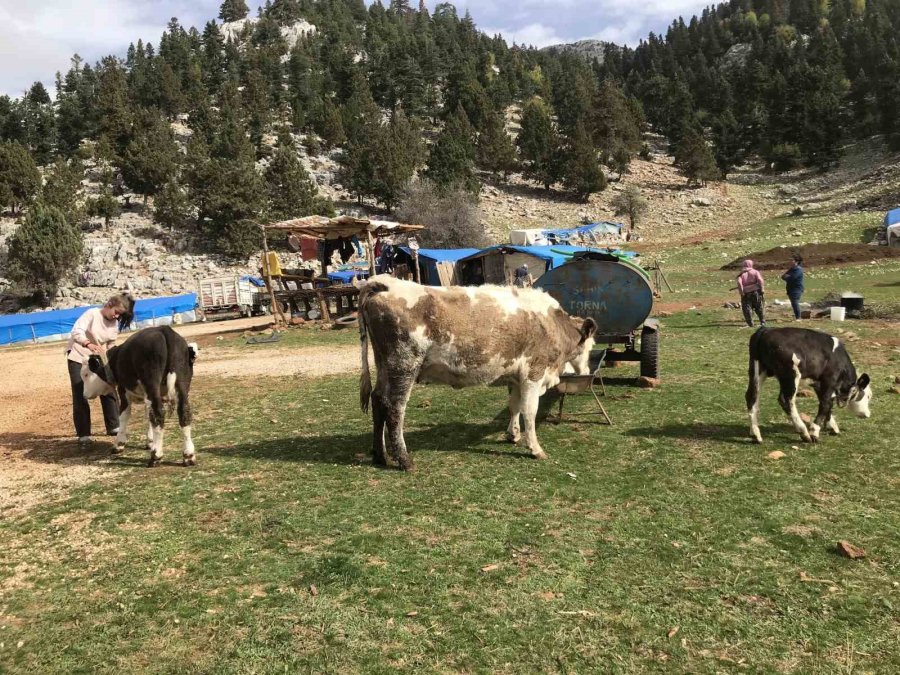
<box><xmin>884</xmin><ymin>208</ymin><xmax>900</xmax><ymax>227</ymax></box>
<box><xmin>0</xmin><ymin>293</ymin><xmax>198</xmax><ymax>347</ymax></box>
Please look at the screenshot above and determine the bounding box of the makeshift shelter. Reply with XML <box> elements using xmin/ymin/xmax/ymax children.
<box><xmin>259</xmin><ymin>215</ymin><xmax>425</xmax><ymax>323</ymax></box>
<box><xmin>0</xmin><ymin>293</ymin><xmax>198</xmax><ymax>347</ymax></box>
<box><xmin>457</xmin><ymin>245</ymin><xmax>627</xmax><ymax>286</ymax></box>
<box><xmin>396</xmin><ymin>247</ymin><xmax>482</xmax><ymax>286</ymax></box>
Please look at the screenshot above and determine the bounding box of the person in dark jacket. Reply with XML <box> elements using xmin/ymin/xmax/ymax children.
<box><xmin>781</xmin><ymin>254</ymin><xmax>805</xmax><ymax>320</ymax></box>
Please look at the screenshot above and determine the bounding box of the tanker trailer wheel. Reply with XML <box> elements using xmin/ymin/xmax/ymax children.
<box><xmin>639</xmin><ymin>325</ymin><xmax>659</xmax><ymax>379</ymax></box>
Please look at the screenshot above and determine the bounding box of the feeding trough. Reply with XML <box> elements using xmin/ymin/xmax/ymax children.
<box><xmin>534</xmin><ymin>251</ymin><xmax>660</xmax><ymax>379</ymax></box>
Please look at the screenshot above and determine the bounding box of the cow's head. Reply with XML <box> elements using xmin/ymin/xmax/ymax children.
<box><xmin>845</xmin><ymin>373</ymin><xmax>872</xmax><ymax>419</ymax></box>
<box><xmin>565</xmin><ymin>317</ymin><xmax>598</xmax><ymax>375</ymax></box>
<box><xmin>82</xmin><ymin>355</ymin><xmax>116</xmax><ymax>400</ymax></box>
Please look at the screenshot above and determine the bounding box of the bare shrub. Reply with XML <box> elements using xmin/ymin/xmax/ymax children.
<box><xmin>395</xmin><ymin>179</ymin><xmax>490</xmax><ymax>249</ymax></box>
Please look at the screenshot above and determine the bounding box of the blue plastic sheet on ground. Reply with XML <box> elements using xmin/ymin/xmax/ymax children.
<box><xmin>327</xmin><ymin>270</ymin><xmax>370</xmax><ymax>284</ymax></box>
<box><xmin>240</xmin><ymin>275</ymin><xmax>267</xmax><ymax>287</ymax></box>
<box><xmin>0</xmin><ymin>293</ymin><xmax>197</xmax><ymax>346</ymax></box>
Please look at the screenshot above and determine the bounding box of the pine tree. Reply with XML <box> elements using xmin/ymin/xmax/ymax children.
<box><xmin>23</xmin><ymin>82</ymin><xmax>56</xmax><ymax>165</ymax></box>
<box><xmin>675</xmin><ymin>129</ymin><xmax>719</xmax><ymax>186</ymax></box>
<box><xmin>6</xmin><ymin>203</ymin><xmax>84</xmax><ymax>297</ymax></box>
<box><xmin>477</xmin><ymin>109</ymin><xmax>517</xmax><ymax>178</ymax></box>
<box><xmin>187</xmin><ymin>113</ymin><xmax>265</xmax><ymax>257</ymax></box>
<box><xmin>154</xmin><ymin>177</ymin><xmax>193</xmax><ymax>230</ymax></box>
<box><xmin>318</xmin><ymin>99</ymin><xmax>346</xmax><ymax>148</ymax></box>
<box><xmin>517</xmin><ymin>97</ymin><xmax>563</xmax><ymax>190</ymax></box>
<box><xmin>95</xmin><ymin>57</ymin><xmax>133</xmax><ymax>159</ymax></box>
<box><xmin>592</xmin><ymin>80</ymin><xmax>642</xmax><ymax>170</ymax></box>
<box><xmin>265</xmin><ymin>134</ymin><xmax>318</xmax><ymax>219</ymax></box>
<box><xmin>86</xmin><ymin>187</ymin><xmax>122</xmax><ymax>229</ymax></box>
<box><xmin>0</xmin><ymin>141</ymin><xmax>41</xmax><ymax>215</ymax></box>
<box><xmin>425</xmin><ymin>105</ymin><xmax>479</xmax><ymax>195</ymax></box>
<box><xmin>121</xmin><ymin>111</ymin><xmax>180</xmax><ymax>202</ymax></box>
<box><xmin>711</xmin><ymin>110</ymin><xmax>744</xmax><ymax>179</ymax></box>
<box><xmin>219</xmin><ymin>0</ymin><xmax>250</xmax><ymax>22</ymax></box>
<box><xmin>266</xmin><ymin>0</ymin><xmax>303</xmax><ymax>24</ymax></box>
<box><xmin>562</xmin><ymin>125</ymin><xmax>606</xmax><ymax>201</ymax></box>
<box><xmin>42</xmin><ymin>157</ymin><xmax>84</xmax><ymax>221</ymax></box>
<box><xmin>611</xmin><ymin>185</ymin><xmax>649</xmax><ymax>237</ymax></box>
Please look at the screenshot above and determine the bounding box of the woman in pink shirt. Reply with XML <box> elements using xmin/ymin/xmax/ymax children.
<box><xmin>737</xmin><ymin>259</ymin><xmax>766</xmax><ymax>328</ymax></box>
<box><xmin>66</xmin><ymin>293</ymin><xmax>134</xmax><ymax>444</ymax></box>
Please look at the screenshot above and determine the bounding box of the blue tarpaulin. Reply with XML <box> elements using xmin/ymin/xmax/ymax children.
<box><xmin>461</xmin><ymin>245</ymin><xmax>633</xmax><ymax>270</ymax></box>
<box><xmin>327</xmin><ymin>270</ymin><xmax>370</xmax><ymax>284</ymax></box>
<box><xmin>398</xmin><ymin>247</ymin><xmax>482</xmax><ymax>285</ymax></box>
<box><xmin>884</xmin><ymin>208</ymin><xmax>900</xmax><ymax>226</ymax></box>
<box><xmin>541</xmin><ymin>222</ymin><xmax>622</xmax><ymax>244</ymax></box>
<box><xmin>0</xmin><ymin>293</ymin><xmax>197</xmax><ymax>346</ymax></box>
<box><xmin>240</xmin><ymin>275</ymin><xmax>266</xmax><ymax>287</ymax></box>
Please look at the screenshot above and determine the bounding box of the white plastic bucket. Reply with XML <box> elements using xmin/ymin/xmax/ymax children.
<box><xmin>830</xmin><ymin>306</ymin><xmax>846</xmax><ymax>321</ymax></box>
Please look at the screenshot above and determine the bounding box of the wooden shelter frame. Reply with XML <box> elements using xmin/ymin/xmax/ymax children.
<box><xmin>259</xmin><ymin>216</ymin><xmax>425</xmax><ymax>325</ymax></box>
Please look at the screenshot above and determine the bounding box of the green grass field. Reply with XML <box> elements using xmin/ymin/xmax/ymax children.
<box><xmin>2</xmin><ymin>205</ymin><xmax>899</xmax><ymax>673</ymax></box>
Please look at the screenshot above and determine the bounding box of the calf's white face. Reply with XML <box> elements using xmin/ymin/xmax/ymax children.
<box><xmin>847</xmin><ymin>384</ymin><xmax>873</xmax><ymax>419</ymax></box>
<box><xmin>566</xmin><ymin>335</ymin><xmax>596</xmax><ymax>376</ymax></box>
<box><xmin>81</xmin><ymin>364</ymin><xmax>114</xmax><ymax>399</ymax></box>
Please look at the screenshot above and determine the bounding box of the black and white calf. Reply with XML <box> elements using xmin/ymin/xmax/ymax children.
<box><xmin>746</xmin><ymin>327</ymin><xmax>872</xmax><ymax>443</ymax></box>
<box><xmin>81</xmin><ymin>326</ymin><xmax>199</xmax><ymax>466</ymax></box>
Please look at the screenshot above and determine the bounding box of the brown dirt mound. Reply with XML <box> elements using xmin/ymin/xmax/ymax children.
<box><xmin>721</xmin><ymin>243</ymin><xmax>900</xmax><ymax>271</ymax></box>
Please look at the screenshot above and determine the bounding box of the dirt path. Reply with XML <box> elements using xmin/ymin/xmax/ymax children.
<box><xmin>0</xmin><ymin>318</ymin><xmax>359</xmax><ymax>517</ymax></box>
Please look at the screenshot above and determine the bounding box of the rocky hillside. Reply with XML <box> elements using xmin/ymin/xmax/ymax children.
<box><xmin>4</xmin><ymin>129</ymin><xmax>897</xmax><ymax>313</ymax></box>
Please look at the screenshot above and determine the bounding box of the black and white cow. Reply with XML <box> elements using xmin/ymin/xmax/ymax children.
<box><xmin>81</xmin><ymin>325</ymin><xmax>199</xmax><ymax>467</ymax></box>
<box><xmin>746</xmin><ymin>327</ymin><xmax>872</xmax><ymax>443</ymax></box>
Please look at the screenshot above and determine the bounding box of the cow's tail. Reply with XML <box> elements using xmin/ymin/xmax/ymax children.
<box><xmin>359</xmin><ymin>311</ymin><xmax>372</xmax><ymax>414</ymax></box>
<box><xmin>358</xmin><ymin>278</ymin><xmax>390</xmax><ymax>414</ymax></box>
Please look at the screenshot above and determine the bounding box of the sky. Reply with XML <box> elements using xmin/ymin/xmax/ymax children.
<box><xmin>0</xmin><ymin>0</ymin><xmax>712</xmax><ymax>98</ymax></box>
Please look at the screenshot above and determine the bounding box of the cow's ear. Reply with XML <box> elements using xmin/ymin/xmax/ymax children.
<box><xmin>857</xmin><ymin>373</ymin><xmax>870</xmax><ymax>390</ymax></box>
<box><xmin>580</xmin><ymin>317</ymin><xmax>597</xmax><ymax>341</ymax></box>
<box><xmin>87</xmin><ymin>355</ymin><xmax>103</xmax><ymax>374</ymax></box>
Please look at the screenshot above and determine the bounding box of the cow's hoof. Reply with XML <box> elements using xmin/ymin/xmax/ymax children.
<box><xmin>531</xmin><ymin>450</ymin><xmax>548</xmax><ymax>460</ymax></box>
<box><xmin>147</xmin><ymin>456</ymin><xmax>162</xmax><ymax>468</ymax></box>
<box><xmin>801</xmin><ymin>435</ymin><xmax>813</xmax><ymax>443</ymax></box>
<box><xmin>751</xmin><ymin>436</ymin><xmax>763</xmax><ymax>444</ymax></box>
<box><xmin>183</xmin><ymin>456</ymin><xmax>196</xmax><ymax>467</ymax></box>
<box><xmin>372</xmin><ymin>454</ymin><xmax>388</xmax><ymax>467</ymax></box>
<box><xmin>505</xmin><ymin>431</ymin><xmax>521</xmax><ymax>444</ymax></box>
<box><xmin>399</xmin><ymin>460</ymin><xmax>416</xmax><ymax>472</ymax></box>
<box><xmin>112</xmin><ymin>445</ymin><xmax>126</xmax><ymax>454</ymax></box>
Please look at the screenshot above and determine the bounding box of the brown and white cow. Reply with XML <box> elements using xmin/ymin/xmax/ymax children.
<box><xmin>358</xmin><ymin>274</ymin><xmax>597</xmax><ymax>470</ymax></box>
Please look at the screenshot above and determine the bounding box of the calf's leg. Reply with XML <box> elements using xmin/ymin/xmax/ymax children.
<box><xmin>520</xmin><ymin>381</ymin><xmax>546</xmax><ymax>460</ymax></box>
<box><xmin>176</xmin><ymin>381</ymin><xmax>195</xmax><ymax>466</ymax></box>
<box><xmin>145</xmin><ymin>384</ymin><xmax>166</xmax><ymax>467</ymax></box>
<box><xmin>506</xmin><ymin>384</ymin><xmax>522</xmax><ymax>443</ymax></box>
<box><xmin>746</xmin><ymin>359</ymin><xmax>766</xmax><ymax>443</ymax></box>
<box><xmin>810</xmin><ymin>388</ymin><xmax>835</xmax><ymax>443</ymax></box>
<box><xmin>385</xmin><ymin>373</ymin><xmax>416</xmax><ymax>471</ymax></box>
<box><xmin>777</xmin><ymin>355</ymin><xmax>811</xmax><ymax>442</ymax></box>
<box><xmin>370</xmin><ymin>388</ymin><xmax>388</xmax><ymax>466</ymax></box>
<box><xmin>114</xmin><ymin>389</ymin><xmax>133</xmax><ymax>452</ymax></box>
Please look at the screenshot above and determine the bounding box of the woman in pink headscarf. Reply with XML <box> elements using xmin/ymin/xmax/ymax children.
<box><xmin>737</xmin><ymin>259</ymin><xmax>766</xmax><ymax>327</ymax></box>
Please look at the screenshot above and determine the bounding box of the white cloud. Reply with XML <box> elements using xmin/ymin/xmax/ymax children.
<box><xmin>0</xmin><ymin>0</ymin><xmax>225</xmax><ymax>97</ymax></box>
<box><xmin>481</xmin><ymin>23</ymin><xmax>566</xmax><ymax>49</ymax></box>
